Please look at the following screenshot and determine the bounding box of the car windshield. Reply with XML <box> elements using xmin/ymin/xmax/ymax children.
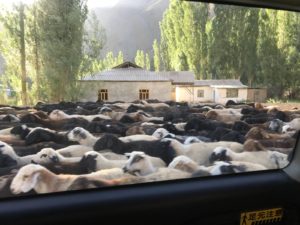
<box><xmin>0</xmin><ymin>0</ymin><xmax>299</xmax><ymax>198</ymax></box>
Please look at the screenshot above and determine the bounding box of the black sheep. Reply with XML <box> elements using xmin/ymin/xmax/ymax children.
<box><xmin>162</xmin><ymin>123</ymin><xmax>185</xmax><ymax>135</ymax></box>
<box><xmin>220</xmin><ymin>131</ymin><xmax>245</xmax><ymax>144</ymax></box>
<box><xmin>232</xmin><ymin>121</ymin><xmax>251</xmax><ymax>135</ymax></box>
<box><xmin>25</xmin><ymin>128</ymin><xmax>77</xmax><ymax>145</ymax></box>
<box><xmin>209</xmin><ymin>127</ymin><xmax>231</xmax><ymax>141</ymax></box>
<box><xmin>185</xmin><ymin>118</ymin><xmax>230</xmax><ymax>132</ymax></box>
<box><xmin>93</xmin><ymin>134</ymin><xmax>176</xmax><ymax>165</ymax></box>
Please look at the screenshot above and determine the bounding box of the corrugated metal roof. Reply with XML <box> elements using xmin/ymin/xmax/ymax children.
<box><xmin>194</xmin><ymin>79</ymin><xmax>247</xmax><ymax>88</ymax></box>
<box><xmin>82</xmin><ymin>68</ymin><xmax>194</xmax><ymax>83</ymax></box>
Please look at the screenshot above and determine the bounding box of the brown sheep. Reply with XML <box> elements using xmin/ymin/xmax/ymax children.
<box><xmin>245</xmin><ymin>127</ymin><xmax>291</xmax><ymax>140</ymax></box>
<box><xmin>243</xmin><ymin>139</ymin><xmax>294</xmax><ymax>155</ymax></box>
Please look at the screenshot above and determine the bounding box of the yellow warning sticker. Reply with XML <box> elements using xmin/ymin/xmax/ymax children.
<box><xmin>240</xmin><ymin>208</ymin><xmax>283</xmax><ymax>225</ymax></box>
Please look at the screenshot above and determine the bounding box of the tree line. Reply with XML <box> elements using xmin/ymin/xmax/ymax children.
<box><xmin>0</xmin><ymin>0</ymin><xmax>122</xmax><ymax>105</ymax></box>
<box><xmin>136</xmin><ymin>0</ymin><xmax>300</xmax><ymax>100</ymax></box>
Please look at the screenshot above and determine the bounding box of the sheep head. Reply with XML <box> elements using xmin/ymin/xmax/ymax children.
<box><xmin>123</xmin><ymin>151</ymin><xmax>154</xmax><ymax>176</ymax></box>
<box><xmin>99</xmin><ymin>106</ymin><xmax>113</xmax><ymax>114</ymax></box>
<box><xmin>184</xmin><ymin>137</ymin><xmax>202</xmax><ymax>145</ymax></box>
<box><xmin>152</xmin><ymin>128</ymin><xmax>170</xmax><ymax>139</ymax></box>
<box><xmin>209</xmin><ymin>147</ymin><xmax>233</xmax><ymax>164</ymax></box>
<box><xmin>68</xmin><ymin>127</ymin><xmax>90</xmax><ymax>143</ymax></box>
<box><xmin>10</xmin><ymin>164</ymin><xmax>44</xmax><ymax>194</ymax></box>
<box><xmin>33</xmin><ymin>148</ymin><xmax>60</xmax><ymax>165</ymax></box>
<box><xmin>168</xmin><ymin>155</ymin><xmax>198</xmax><ymax>173</ymax></box>
<box><xmin>270</xmin><ymin>152</ymin><xmax>289</xmax><ymax>169</ymax></box>
<box><xmin>80</xmin><ymin>151</ymin><xmax>99</xmax><ymax>173</ymax></box>
<box><xmin>210</xmin><ymin>161</ymin><xmax>241</xmax><ymax>175</ymax></box>
<box><xmin>269</xmin><ymin>119</ymin><xmax>284</xmax><ymax>132</ymax></box>
<box><xmin>49</xmin><ymin>110</ymin><xmax>67</xmax><ymax>120</ymax></box>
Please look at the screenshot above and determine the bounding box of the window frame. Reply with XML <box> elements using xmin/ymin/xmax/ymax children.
<box><xmin>139</xmin><ymin>89</ymin><xmax>149</xmax><ymax>100</ymax></box>
<box><xmin>197</xmin><ymin>89</ymin><xmax>204</xmax><ymax>98</ymax></box>
<box><xmin>98</xmin><ymin>89</ymin><xmax>108</xmax><ymax>101</ymax></box>
<box><xmin>226</xmin><ymin>88</ymin><xmax>239</xmax><ymax>98</ymax></box>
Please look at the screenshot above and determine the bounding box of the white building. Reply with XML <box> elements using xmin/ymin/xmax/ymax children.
<box><xmin>78</xmin><ymin>62</ymin><xmax>265</xmax><ymax>104</ymax></box>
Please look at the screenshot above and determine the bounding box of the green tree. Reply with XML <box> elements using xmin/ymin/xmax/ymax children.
<box><xmin>145</xmin><ymin>53</ymin><xmax>151</xmax><ymax>70</ymax></box>
<box><xmin>257</xmin><ymin>9</ymin><xmax>286</xmax><ymax>97</ymax></box>
<box><xmin>276</xmin><ymin>11</ymin><xmax>300</xmax><ymax>99</ymax></box>
<box><xmin>36</xmin><ymin>0</ymin><xmax>88</xmax><ymax>102</ymax></box>
<box><xmin>79</xmin><ymin>11</ymin><xmax>106</xmax><ymax>78</ymax></box>
<box><xmin>101</xmin><ymin>51</ymin><xmax>124</xmax><ymax>69</ymax></box>
<box><xmin>153</xmin><ymin>39</ymin><xmax>160</xmax><ymax>71</ymax></box>
<box><xmin>0</xmin><ymin>2</ymin><xmax>28</xmax><ymax>105</ymax></box>
<box><xmin>135</xmin><ymin>50</ymin><xmax>145</xmax><ymax>68</ymax></box>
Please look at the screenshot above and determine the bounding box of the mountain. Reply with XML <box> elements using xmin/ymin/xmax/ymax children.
<box><xmin>91</xmin><ymin>0</ymin><xmax>170</xmax><ymax>61</ymax></box>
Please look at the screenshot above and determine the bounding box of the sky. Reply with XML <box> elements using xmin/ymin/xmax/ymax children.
<box><xmin>0</xmin><ymin>0</ymin><xmax>120</xmax><ymax>8</ymax></box>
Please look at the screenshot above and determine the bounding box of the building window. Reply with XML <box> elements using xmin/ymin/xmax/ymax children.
<box><xmin>197</xmin><ymin>89</ymin><xmax>204</xmax><ymax>98</ymax></box>
<box><xmin>226</xmin><ymin>89</ymin><xmax>239</xmax><ymax>98</ymax></box>
<box><xmin>139</xmin><ymin>89</ymin><xmax>149</xmax><ymax>100</ymax></box>
<box><xmin>98</xmin><ymin>89</ymin><xmax>108</xmax><ymax>101</ymax></box>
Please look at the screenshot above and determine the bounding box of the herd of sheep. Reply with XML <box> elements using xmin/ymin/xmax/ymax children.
<box><xmin>0</xmin><ymin>99</ymin><xmax>299</xmax><ymax>197</ymax></box>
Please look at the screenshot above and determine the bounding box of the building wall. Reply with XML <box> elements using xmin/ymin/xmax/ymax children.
<box><xmin>176</xmin><ymin>86</ymin><xmax>248</xmax><ymax>104</ymax></box>
<box><xmin>247</xmin><ymin>88</ymin><xmax>267</xmax><ymax>102</ymax></box>
<box><xmin>215</xmin><ymin>88</ymin><xmax>248</xmax><ymax>104</ymax></box>
<box><xmin>175</xmin><ymin>86</ymin><xmax>194</xmax><ymax>102</ymax></box>
<box><xmin>78</xmin><ymin>81</ymin><xmax>172</xmax><ymax>102</ymax></box>
<box><xmin>175</xmin><ymin>86</ymin><xmax>214</xmax><ymax>102</ymax></box>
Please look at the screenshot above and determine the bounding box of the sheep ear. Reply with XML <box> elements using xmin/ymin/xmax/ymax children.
<box><xmin>21</xmin><ymin>172</ymin><xmax>40</xmax><ymax>193</ymax></box>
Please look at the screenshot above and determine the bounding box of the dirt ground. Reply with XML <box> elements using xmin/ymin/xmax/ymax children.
<box><xmin>263</xmin><ymin>103</ymin><xmax>300</xmax><ymax>111</ymax></box>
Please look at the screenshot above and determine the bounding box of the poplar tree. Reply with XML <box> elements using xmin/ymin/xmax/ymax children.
<box><xmin>153</xmin><ymin>39</ymin><xmax>160</xmax><ymax>71</ymax></box>
<box><xmin>36</xmin><ymin>0</ymin><xmax>88</xmax><ymax>102</ymax></box>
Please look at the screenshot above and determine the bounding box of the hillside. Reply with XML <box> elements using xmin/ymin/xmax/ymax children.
<box><xmin>92</xmin><ymin>0</ymin><xmax>170</xmax><ymax>61</ymax></box>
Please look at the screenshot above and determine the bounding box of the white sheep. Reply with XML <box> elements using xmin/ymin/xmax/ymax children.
<box><xmin>112</xmin><ymin>103</ymin><xmax>145</xmax><ymax>110</ymax></box>
<box><xmin>10</xmin><ymin>164</ymin><xmax>124</xmax><ymax>194</ymax></box>
<box><xmin>168</xmin><ymin>155</ymin><xmax>266</xmax><ymax>175</ymax></box>
<box><xmin>67</xmin><ymin>127</ymin><xmax>98</xmax><ymax>147</ymax></box>
<box><xmin>269</xmin><ymin>118</ymin><xmax>300</xmax><ymax>133</ymax></box>
<box><xmin>137</xmin><ymin>113</ymin><xmax>164</xmax><ymax>122</ymax></box>
<box><xmin>0</xmin><ymin>141</ymin><xmax>62</xmax><ymax>167</ymax></box>
<box><xmin>152</xmin><ymin>128</ymin><xmax>175</xmax><ymax>139</ymax></box>
<box><xmin>38</xmin><ymin>148</ymin><xmax>82</xmax><ymax>165</ymax></box>
<box><xmin>56</xmin><ymin>145</ymin><xmax>127</xmax><ymax>160</ymax></box>
<box><xmin>0</xmin><ymin>127</ymin><xmax>14</xmax><ymax>136</ymax></box>
<box><xmin>56</xmin><ymin>145</ymin><xmax>94</xmax><ymax>157</ymax></box>
<box><xmin>140</xmin><ymin>100</ymin><xmax>170</xmax><ymax>110</ymax></box>
<box><xmin>49</xmin><ymin>109</ymin><xmax>111</xmax><ymax>121</ymax></box>
<box><xmin>99</xmin><ymin>107</ymin><xmax>128</xmax><ymax>121</ymax></box>
<box><xmin>82</xmin><ymin>151</ymin><xmax>127</xmax><ymax>170</ymax></box>
<box><xmin>209</xmin><ymin>146</ymin><xmax>289</xmax><ymax>169</ymax></box>
<box><xmin>119</xmin><ymin>134</ymin><xmax>158</xmax><ymax>142</ymax></box>
<box><xmin>183</xmin><ymin>137</ymin><xmax>202</xmax><ymax>145</ymax></box>
<box><xmin>282</xmin><ymin>118</ymin><xmax>300</xmax><ymax>133</ymax></box>
<box><xmin>174</xmin><ymin>122</ymin><xmax>186</xmax><ymax>131</ymax></box>
<box><xmin>68</xmin><ymin>127</ymin><xmax>158</xmax><ymax>145</ymax></box>
<box><xmin>163</xmin><ymin>138</ymin><xmax>244</xmax><ymax>166</ymax></box>
<box><xmin>122</xmin><ymin>151</ymin><xmax>166</xmax><ymax>176</ymax></box>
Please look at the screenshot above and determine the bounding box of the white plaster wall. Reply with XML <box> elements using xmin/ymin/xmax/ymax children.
<box><xmin>215</xmin><ymin>88</ymin><xmax>248</xmax><ymax>104</ymax></box>
<box><xmin>78</xmin><ymin>81</ymin><xmax>172</xmax><ymax>102</ymax></box>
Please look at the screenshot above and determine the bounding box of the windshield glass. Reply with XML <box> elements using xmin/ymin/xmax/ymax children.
<box><xmin>0</xmin><ymin>0</ymin><xmax>299</xmax><ymax>198</ymax></box>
